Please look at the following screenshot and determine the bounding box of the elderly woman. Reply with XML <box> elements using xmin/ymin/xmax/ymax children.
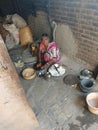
<box><xmin>37</xmin><ymin>33</ymin><xmax>60</xmax><ymax>70</ymax></box>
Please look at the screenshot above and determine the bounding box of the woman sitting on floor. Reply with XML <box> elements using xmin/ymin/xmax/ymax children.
<box><xmin>36</xmin><ymin>33</ymin><xmax>60</xmax><ymax>70</ymax></box>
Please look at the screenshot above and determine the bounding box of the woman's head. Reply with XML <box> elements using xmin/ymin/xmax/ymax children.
<box><xmin>41</xmin><ymin>33</ymin><xmax>50</xmax><ymax>47</ymax></box>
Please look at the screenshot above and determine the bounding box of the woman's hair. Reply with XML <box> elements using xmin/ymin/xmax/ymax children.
<box><xmin>41</xmin><ymin>33</ymin><xmax>50</xmax><ymax>42</ymax></box>
<box><xmin>42</xmin><ymin>33</ymin><xmax>49</xmax><ymax>37</ymax></box>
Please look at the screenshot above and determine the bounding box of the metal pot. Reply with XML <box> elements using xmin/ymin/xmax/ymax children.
<box><xmin>80</xmin><ymin>78</ymin><xmax>95</xmax><ymax>93</ymax></box>
<box><xmin>79</xmin><ymin>68</ymin><xmax>93</xmax><ymax>80</ymax></box>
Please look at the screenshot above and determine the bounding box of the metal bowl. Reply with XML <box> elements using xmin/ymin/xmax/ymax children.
<box><xmin>80</xmin><ymin>69</ymin><xmax>93</xmax><ymax>77</ymax></box>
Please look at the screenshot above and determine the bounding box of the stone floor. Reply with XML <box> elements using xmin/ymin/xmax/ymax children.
<box><xmin>10</xmin><ymin>49</ymin><xmax>98</xmax><ymax>130</ymax></box>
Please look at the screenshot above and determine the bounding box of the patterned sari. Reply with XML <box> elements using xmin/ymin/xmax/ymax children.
<box><xmin>44</xmin><ymin>42</ymin><xmax>60</xmax><ymax>63</ymax></box>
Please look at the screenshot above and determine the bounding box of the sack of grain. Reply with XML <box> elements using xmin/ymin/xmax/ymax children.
<box><xmin>19</xmin><ymin>26</ymin><xmax>33</xmax><ymax>46</ymax></box>
<box><xmin>3</xmin><ymin>24</ymin><xmax>19</xmax><ymax>45</ymax></box>
<box><xmin>6</xmin><ymin>13</ymin><xmax>27</xmax><ymax>28</ymax></box>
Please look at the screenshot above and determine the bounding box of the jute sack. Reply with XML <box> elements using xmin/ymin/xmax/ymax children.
<box><xmin>20</xmin><ymin>25</ymin><xmax>33</xmax><ymax>46</ymax></box>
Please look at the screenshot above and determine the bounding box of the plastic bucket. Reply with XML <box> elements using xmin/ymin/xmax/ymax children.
<box><xmin>86</xmin><ymin>93</ymin><xmax>98</xmax><ymax>115</ymax></box>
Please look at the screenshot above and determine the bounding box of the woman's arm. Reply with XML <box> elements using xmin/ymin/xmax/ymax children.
<box><xmin>41</xmin><ymin>60</ymin><xmax>53</xmax><ymax>69</ymax></box>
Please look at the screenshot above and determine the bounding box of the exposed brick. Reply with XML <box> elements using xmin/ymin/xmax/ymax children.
<box><xmin>34</xmin><ymin>0</ymin><xmax>98</xmax><ymax>67</ymax></box>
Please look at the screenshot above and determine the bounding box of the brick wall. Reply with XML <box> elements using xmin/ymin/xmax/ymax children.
<box><xmin>49</xmin><ymin>0</ymin><xmax>98</xmax><ymax>68</ymax></box>
<box><xmin>0</xmin><ymin>0</ymin><xmax>98</xmax><ymax>67</ymax></box>
<box><xmin>32</xmin><ymin>0</ymin><xmax>98</xmax><ymax>68</ymax></box>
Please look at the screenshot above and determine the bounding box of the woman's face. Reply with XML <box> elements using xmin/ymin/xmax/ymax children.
<box><xmin>42</xmin><ymin>36</ymin><xmax>49</xmax><ymax>47</ymax></box>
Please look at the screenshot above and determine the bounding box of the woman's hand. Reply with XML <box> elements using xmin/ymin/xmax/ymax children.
<box><xmin>41</xmin><ymin>63</ymin><xmax>49</xmax><ymax>69</ymax></box>
<box><xmin>36</xmin><ymin>62</ymin><xmax>42</xmax><ymax>68</ymax></box>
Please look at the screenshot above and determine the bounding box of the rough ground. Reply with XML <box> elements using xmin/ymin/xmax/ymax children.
<box><xmin>10</xmin><ymin>49</ymin><xmax>98</xmax><ymax>130</ymax></box>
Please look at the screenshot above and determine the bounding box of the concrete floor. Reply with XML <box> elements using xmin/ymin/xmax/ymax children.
<box><xmin>10</xmin><ymin>49</ymin><xmax>98</xmax><ymax>130</ymax></box>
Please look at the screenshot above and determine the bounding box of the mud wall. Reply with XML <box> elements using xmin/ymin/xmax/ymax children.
<box><xmin>0</xmin><ymin>35</ymin><xmax>40</xmax><ymax>130</ymax></box>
